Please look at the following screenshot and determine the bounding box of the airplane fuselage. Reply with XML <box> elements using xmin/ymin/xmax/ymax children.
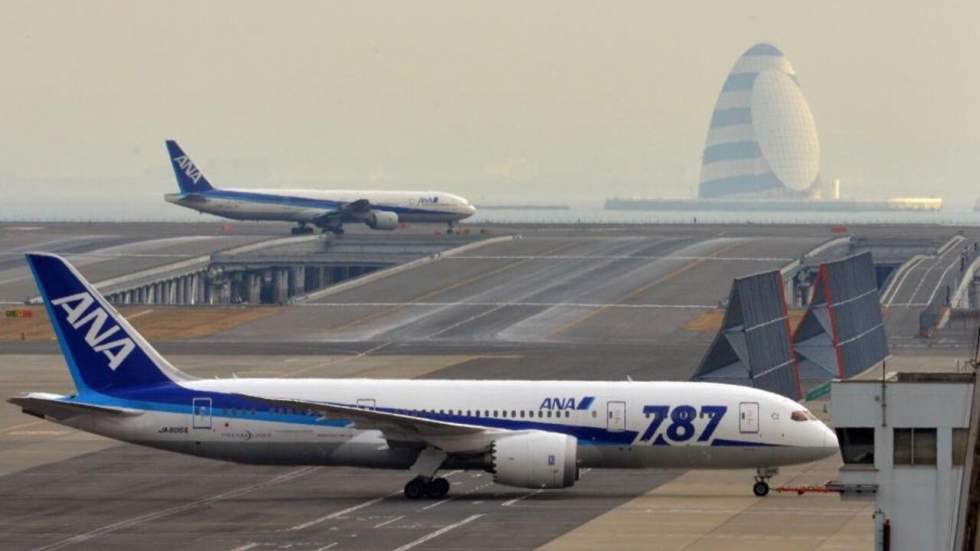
<box><xmin>45</xmin><ymin>378</ymin><xmax>837</xmax><ymax>471</ymax></box>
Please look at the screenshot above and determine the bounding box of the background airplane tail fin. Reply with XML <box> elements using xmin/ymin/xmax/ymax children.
<box><xmin>165</xmin><ymin>140</ymin><xmax>215</xmax><ymax>194</ymax></box>
<box><xmin>25</xmin><ymin>253</ymin><xmax>193</xmax><ymax>395</ymax></box>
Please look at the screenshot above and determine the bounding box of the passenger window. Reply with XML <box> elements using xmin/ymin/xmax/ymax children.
<box><xmin>565</xmin><ymin>411</ymin><xmax>570</xmax><ymax>418</ymax></box>
<box><xmin>511</xmin><ymin>410</ymin><xmax>516</xmax><ymax>417</ymax></box>
<box><xmin>493</xmin><ymin>410</ymin><xmax>498</xmax><ymax>417</ymax></box>
<box><xmin>502</xmin><ymin>411</ymin><xmax>508</xmax><ymax>418</ymax></box>
<box><xmin>519</xmin><ymin>411</ymin><xmax>525</xmax><ymax>418</ymax></box>
<box><xmin>592</xmin><ymin>411</ymin><xmax>597</xmax><ymax>418</ymax></box>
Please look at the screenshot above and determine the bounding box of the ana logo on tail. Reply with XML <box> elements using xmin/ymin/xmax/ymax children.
<box><xmin>51</xmin><ymin>292</ymin><xmax>135</xmax><ymax>370</ymax></box>
<box><xmin>173</xmin><ymin>155</ymin><xmax>203</xmax><ymax>184</ymax></box>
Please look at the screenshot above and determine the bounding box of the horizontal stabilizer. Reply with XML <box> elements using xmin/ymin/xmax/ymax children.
<box><xmin>8</xmin><ymin>393</ymin><xmax>142</xmax><ymax>421</ymax></box>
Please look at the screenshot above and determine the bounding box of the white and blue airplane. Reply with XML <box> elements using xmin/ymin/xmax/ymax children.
<box><xmin>9</xmin><ymin>253</ymin><xmax>838</xmax><ymax>499</ymax></box>
<box><xmin>163</xmin><ymin>140</ymin><xmax>476</xmax><ymax>235</ymax></box>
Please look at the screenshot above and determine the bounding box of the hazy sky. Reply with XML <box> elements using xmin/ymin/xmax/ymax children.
<box><xmin>1</xmin><ymin>1</ymin><xmax>978</xmax><ymax>214</ymax></box>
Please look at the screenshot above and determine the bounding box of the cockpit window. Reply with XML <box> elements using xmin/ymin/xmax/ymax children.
<box><xmin>791</xmin><ymin>410</ymin><xmax>810</xmax><ymax>422</ymax></box>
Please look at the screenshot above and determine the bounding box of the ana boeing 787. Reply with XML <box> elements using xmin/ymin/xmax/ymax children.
<box><xmin>9</xmin><ymin>253</ymin><xmax>838</xmax><ymax>499</ymax></box>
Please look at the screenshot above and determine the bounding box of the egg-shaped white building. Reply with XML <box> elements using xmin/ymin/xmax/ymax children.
<box><xmin>699</xmin><ymin>43</ymin><xmax>822</xmax><ymax>199</ymax></box>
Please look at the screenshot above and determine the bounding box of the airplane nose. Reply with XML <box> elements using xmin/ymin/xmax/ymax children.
<box><xmin>465</xmin><ymin>204</ymin><xmax>477</xmax><ymax>216</ymax></box>
<box><xmin>822</xmin><ymin>425</ymin><xmax>839</xmax><ymax>455</ymax></box>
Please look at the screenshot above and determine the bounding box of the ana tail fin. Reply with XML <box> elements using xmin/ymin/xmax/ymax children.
<box><xmin>165</xmin><ymin>140</ymin><xmax>215</xmax><ymax>194</ymax></box>
<box><xmin>25</xmin><ymin>253</ymin><xmax>192</xmax><ymax>395</ymax></box>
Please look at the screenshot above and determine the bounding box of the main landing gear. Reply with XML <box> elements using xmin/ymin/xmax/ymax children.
<box><xmin>752</xmin><ymin>466</ymin><xmax>778</xmax><ymax>497</ymax></box>
<box><xmin>290</xmin><ymin>223</ymin><xmax>315</xmax><ymax>236</ymax></box>
<box><xmin>403</xmin><ymin>476</ymin><xmax>451</xmax><ymax>500</ymax></box>
<box><xmin>404</xmin><ymin>446</ymin><xmax>449</xmax><ymax>499</ymax></box>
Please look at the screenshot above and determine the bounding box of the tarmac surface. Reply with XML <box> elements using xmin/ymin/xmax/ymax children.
<box><xmin>1</xmin><ymin>220</ymin><xmax>975</xmax><ymax>550</ymax></box>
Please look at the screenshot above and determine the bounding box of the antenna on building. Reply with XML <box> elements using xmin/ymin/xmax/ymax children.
<box><xmin>881</xmin><ymin>359</ymin><xmax>887</xmax><ymax>427</ymax></box>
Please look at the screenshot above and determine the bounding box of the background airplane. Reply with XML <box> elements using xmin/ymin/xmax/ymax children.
<box><xmin>10</xmin><ymin>253</ymin><xmax>838</xmax><ymax>499</ymax></box>
<box><xmin>163</xmin><ymin>140</ymin><xmax>476</xmax><ymax>235</ymax></box>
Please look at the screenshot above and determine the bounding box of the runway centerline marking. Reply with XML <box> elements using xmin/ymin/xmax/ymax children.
<box><xmin>30</xmin><ymin>466</ymin><xmax>319</xmax><ymax>551</ymax></box>
<box><xmin>391</xmin><ymin>514</ymin><xmax>485</xmax><ymax>551</ymax></box>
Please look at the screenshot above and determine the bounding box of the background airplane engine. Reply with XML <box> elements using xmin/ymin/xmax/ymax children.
<box><xmin>489</xmin><ymin>431</ymin><xmax>578</xmax><ymax>489</ymax></box>
<box><xmin>366</xmin><ymin>210</ymin><xmax>399</xmax><ymax>230</ymax></box>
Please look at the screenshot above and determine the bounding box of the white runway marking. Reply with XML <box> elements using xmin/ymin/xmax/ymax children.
<box><xmin>126</xmin><ymin>309</ymin><xmax>154</xmax><ymax>320</ymax></box>
<box><xmin>227</xmin><ymin>543</ymin><xmax>260</xmax><ymax>551</ymax></box>
<box><xmin>502</xmin><ymin>488</ymin><xmax>543</xmax><ymax>507</ymax></box>
<box><xmin>391</xmin><ymin>514</ymin><xmax>485</xmax><ymax>551</ymax></box>
<box><xmin>373</xmin><ymin>515</ymin><xmax>405</xmax><ymax>529</ymax></box>
<box><xmin>302</xmin><ymin>301</ymin><xmax>714</xmax><ymax>309</ymax></box>
<box><xmin>923</xmin><ymin>257</ymin><xmax>962</xmax><ymax>307</ymax></box>
<box><xmin>449</xmin><ymin>255</ymin><xmax>793</xmax><ymax>261</ymax></box>
<box><xmin>31</xmin><ymin>466</ymin><xmax>318</xmax><ymax>551</ymax></box>
<box><xmin>285</xmin><ymin>491</ymin><xmax>399</xmax><ymax>531</ymax></box>
<box><xmin>882</xmin><ymin>256</ymin><xmax>925</xmax><ymax>306</ymax></box>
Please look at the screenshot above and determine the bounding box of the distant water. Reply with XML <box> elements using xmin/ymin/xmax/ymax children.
<box><xmin>470</xmin><ymin>206</ymin><xmax>980</xmax><ymax>226</ymax></box>
<box><xmin>3</xmin><ymin>195</ymin><xmax>979</xmax><ymax>226</ymax></box>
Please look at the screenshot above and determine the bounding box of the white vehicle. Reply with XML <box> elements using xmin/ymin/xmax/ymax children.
<box><xmin>163</xmin><ymin>140</ymin><xmax>476</xmax><ymax>235</ymax></box>
<box><xmin>10</xmin><ymin>253</ymin><xmax>838</xmax><ymax>499</ymax></box>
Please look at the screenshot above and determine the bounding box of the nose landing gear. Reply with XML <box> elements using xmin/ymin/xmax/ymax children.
<box><xmin>752</xmin><ymin>467</ymin><xmax>778</xmax><ymax>497</ymax></box>
<box><xmin>403</xmin><ymin>476</ymin><xmax>450</xmax><ymax>500</ymax></box>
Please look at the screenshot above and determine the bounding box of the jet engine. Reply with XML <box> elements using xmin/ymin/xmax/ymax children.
<box><xmin>366</xmin><ymin>210</ymin><xmax>399</xmax><ymax>230</ymax></box>
<box><xmin>489</xmin><ymin>431</ymin><xmax>578</xmax><ymax>489</ymax></box>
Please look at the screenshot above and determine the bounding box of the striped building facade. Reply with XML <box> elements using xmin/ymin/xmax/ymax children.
<box><xmin>699</xmin><ymin>43</ymin><xmax>822</xmax><ymax>199</ymax></box>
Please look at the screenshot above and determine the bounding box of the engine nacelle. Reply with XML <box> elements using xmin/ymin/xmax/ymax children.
<box><xmin>366</xmin><ymin>210</ymin><xmax>398</xmax><ymax>230</ymax></box>
<box><xmin>490</xmin><ymin>431</ymin><xmax>578</xmax><ymax>489</ymax></box>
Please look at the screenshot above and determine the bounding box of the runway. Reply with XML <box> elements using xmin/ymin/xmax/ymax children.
<box><xmin>1</xmin><ymin>221</ymin><xmax>971</xmax><ymax>550</ymax></box>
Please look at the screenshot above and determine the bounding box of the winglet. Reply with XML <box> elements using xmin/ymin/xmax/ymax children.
<box><xmin>165</xmin><ymin>140</ymin><xmax>214</xmax><ymax>193</ymax></box>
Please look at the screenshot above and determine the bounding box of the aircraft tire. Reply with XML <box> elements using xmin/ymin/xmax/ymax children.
<box><xmin>425</xmin><ymin>477</ymin><xmax>450</xmax><ymax>499</ymax></box>
<box><xmin>404</xmin><ymin>477</ymin><xmax>427</xmax><ymax>500</ymax></box>
<box><xmin>752</xmin><ymin>481</ymin><xmax>769</xmax><ymax>497</ymax></box>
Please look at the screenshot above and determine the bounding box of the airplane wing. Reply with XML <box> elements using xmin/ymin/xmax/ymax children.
<box><xmin>311</xmin><ymin>198</ymin><xmax>372</xmax><ymax>227</ymax></box>
<box><xmin>339</xmin><ymin>198</ymin><xmax>372</xmax><ymax>219</ymax></box>
<box><xmin>237</xmin><ymin>393</ymin><xmax>507</xmax><ymax>453</ymax></box>
<box><xmin>8</xmin><ymin>393</ymin><xmax>143</xmax><ymax>421</ymax></box>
